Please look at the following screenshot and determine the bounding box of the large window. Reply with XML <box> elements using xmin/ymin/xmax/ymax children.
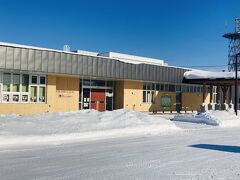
<box><xmin>143</xmin><ymin>83</ymin><xmax>155</xmax><ymax>103</ymax></box>
<box><xmin>0</xmin><ymin>73</ymin><xmax>46</xmax><ymax>103</ymax></box>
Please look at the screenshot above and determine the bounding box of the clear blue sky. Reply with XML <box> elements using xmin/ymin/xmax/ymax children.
<box><xmin>0</xmin><ymin>0</ymin><xmax>239</xmax><ymax>69</ymax></box>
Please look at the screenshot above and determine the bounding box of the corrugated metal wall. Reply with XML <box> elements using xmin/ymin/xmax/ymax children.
<box><xmin>0</xmin><ymin>45</ymin><xmax>188</xmax><ymax>83</ymax></box>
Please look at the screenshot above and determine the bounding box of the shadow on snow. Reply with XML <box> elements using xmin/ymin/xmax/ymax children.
<box><xmin>189</xmin><ymin>144</ymin><xmax>240</xmax><ymax>153</ymax></box>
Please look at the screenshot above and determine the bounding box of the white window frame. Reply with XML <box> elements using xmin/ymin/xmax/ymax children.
<box><xmin>12</xmin><ymin>73</ymin><xmax>21</xmax><ymax>103</ymax></box>
<box><xmin>143</xmin><ymin>83</ymin><xmax>155</xmax><ymax>103</ymax></box>
<box><xmin>38</xmin><ymin>75</ymin><xmax>47</xmax><ymax>103</ymax></box>
<box><xmin>0</xmin><ymin>72</ymin><xmax>47</xmax><ymax>104</ymax></box>
<box><xmin>21</xmin><ymin>74</ymin><xmax>30</xmax><ymax>103</ymax></box>
<box><xmin>2</xmin><ymin>72</ymin><xmax>12</xmax><ymax>103</ymax></box>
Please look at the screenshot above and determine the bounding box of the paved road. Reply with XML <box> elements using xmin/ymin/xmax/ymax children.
<box><xmin>1</xmin><ymin>124</ymin><xmax>240</xmax><ymax>180</ymax></box>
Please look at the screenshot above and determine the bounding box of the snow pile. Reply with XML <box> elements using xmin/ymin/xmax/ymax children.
<box><xmin>0</xmin><ymin>109</ymin><xmax>180</xmax><ymax>147</ymax></box>
<box><xmin>172</xmin><ymin>109</ymin><xmax>240</xmax><ymax>127</ymax></box>
<box><xmin>184</xmin><ymin>70</ymin><xmax>240</xmax><ymax>80</ymax></box>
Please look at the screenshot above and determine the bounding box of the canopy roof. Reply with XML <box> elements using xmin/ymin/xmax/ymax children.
<box><xmin>183</xmin><ymin>70</ymin><xmax>240</xmax><ymax>85</ymax></box>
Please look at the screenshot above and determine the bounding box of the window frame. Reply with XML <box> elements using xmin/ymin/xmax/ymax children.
<box><xmin>0</xmin><ymin>72</ymin><xmax>47</xmax><ymax>104</ymax></box>
<box><xmin>143</xmin><ymin>83</ymin><xmax>155</xmax><ymax>103</ymax></box>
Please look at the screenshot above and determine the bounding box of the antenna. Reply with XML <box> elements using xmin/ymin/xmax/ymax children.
<box><xmin>223</xmin><ymin>17</ymin><xmax>240</xmax><ymax>71</ymax></box>
<box><xmin>63</xmin><ymin>45</ymin><xmax>70</xmax><ymax>52</ymax></box>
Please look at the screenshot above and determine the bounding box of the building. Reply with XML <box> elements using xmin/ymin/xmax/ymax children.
<box><xmin>0</xmin><ymin>42</ymin><xmax>211</xmax><ymax>115</ymax></box>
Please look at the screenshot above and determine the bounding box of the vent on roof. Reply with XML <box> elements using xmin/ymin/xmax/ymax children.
<box><xmin>63</xmin><ymin>45</ymin><xmax>70</xmax><ymax>52</ymax></box>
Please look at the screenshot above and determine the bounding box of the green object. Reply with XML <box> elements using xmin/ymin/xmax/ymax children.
<box><xmin>39</xmin><ymin>87</ymin><xmax>46</xmax><ymax>102</ymax></box>
<box><xmin>161</xmin><ymin>95</ymin><xmax>172</xmax><ymax>108</ymax></box>
<box><xmin>30</xmin><ymin>86</ymin><xmax>37</xmax><ymax>102</ymax></box>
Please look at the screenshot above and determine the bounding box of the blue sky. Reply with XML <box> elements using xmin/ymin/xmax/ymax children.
<box><xmin>0</xmin><ymin>0</ymin><xmax>239</xmax><ymax>69</ymax></box>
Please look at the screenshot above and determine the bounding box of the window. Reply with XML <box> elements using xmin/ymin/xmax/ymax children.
<box><xmin>176</xmin><ymin>85</ymin><xmax>181</xmax><ymax>92</ymax></box>
<box><xmin>0</xmin><ymin>73</ymin><xmax>46</xmax><ymax>103</ymax></box>
<box><xmin>30</xmin><ymin>86</ymin><xmax>37</xmax><ymax>102</ymax></box>
<box><xmin>22</xmin><ymin>74</ymin><xmax>29</xmax><ymax>92</ymax></box>
<box><xmin>30</xmin><ymin>75</ymin><xmax>46</xmax><ymax>103</ymax></box>
<box><xmin>31</xmin><ymin>75</ymin><xmax>38</xmax><ymax>84</ymax></box>
<box><xmin>39</xmin><ymin>87</ymin><xmax>46</xmax><ymax>102</ymax></box>
<box><xmin>169</xmin><ymin>84</ymin><xmax>175</xmax><ymax>92</ymax></box>
<box><xmin>164</xmin><ymin>84</ymin><xmax>169</xmax><ymax>92</ymax></box>
<box><xmin>143</xmin><ymin>83</ymin><xmax>155</xmax><ymax>103</ymax></box>
<box><xmin>3</xmin><ymin>73</ymin><xmax>11</xmax><ymax>92</ymax></box>
<box><xmin>12</xmin><ymin>74</ymin><xmax>20</xmax><ymax>92</ymax></box>
<box><xmin>40</xmin><ymin>76</ymin><xmax>46</xmax><ymax>85</ymax></box>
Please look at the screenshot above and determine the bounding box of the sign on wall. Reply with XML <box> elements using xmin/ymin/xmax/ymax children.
<box><xmin>161</xmin><ymin>95</ymin><xmax>172</xmax><ymax>108</ymax></box>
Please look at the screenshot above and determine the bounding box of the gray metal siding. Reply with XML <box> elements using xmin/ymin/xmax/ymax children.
<box><xmin>87</xmin><ymin>56</ymin><xmax>93</xmax><ymax>76</ymax></box>
<box><xmin>72</xmin><ymin>55</ymin><xmax>78</xmax><ymax>74</ymax></box>
<box><xmin>48</xmin><ymin>51</ymin><xmax>55</xmax><ymax>73</ymax></box>
<box><xmin>82</xmin><ymin>56</ymin><xmax>88</xmax><ymax>76</ymax></box>
<box><xmin>0</xmin><ymin>46</ymin><xmax>6</xmax><ymax>69</ymax></box>
<box><xmin>0</xmin><ymin>45</ymin><xmax>188</xmax><ymax>83</ymax></box>
<box><xmin>78</xmin><ymin>55</ymin><xmax>83</xmax><ymax>75</ymax></box>
<box><xmin>35</xmin><ymin>50</ymin><xmax>42</xmax><ymax>72</ymax></box>
<box><xmin>28</xmin><ymin>49</ymin><xmax>35</xmax><ymax>71</ymax></box>
<box><xmin>55</xmin><ymin>52</ymin><xmax>61</xmax><ymax>73</ymax></box>
<box><xmin>6</xmin><ymin>47</ymin><xmax>14</xmax><ymax>70</ymax></box>
<box><xmin>66</xmin><ymin>54</ymin><xmax>72</xmax><ymax>74</ymax></box>
<box><xmin>97</xmin><ymin>58</ymin><xmax>103</xmax><ymax>77</ymax></box>
<box><xmin>21</xmin><ymin>49</ymin><xmax>28</xmax><ymax>71</ymax></box>
<box><xmin>60</xmin><ymin>53</ymin><xmax>66</xmax><ymax>74</ymax></box>
<box><xmin>13</xmin><ymin>48</ymin><xmax>21</xmax><ymax>70</ymax></box>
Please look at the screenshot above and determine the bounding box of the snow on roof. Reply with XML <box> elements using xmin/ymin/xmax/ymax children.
<box><xmin>184</xmin><ymin>70</ymin><xmax>240</xmax><ymax>80</ymax></box>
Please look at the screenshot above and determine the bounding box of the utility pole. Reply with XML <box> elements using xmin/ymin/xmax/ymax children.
<box><xmin>235</xmin><ymin>53</ymin><xmax>239</xmax><ymax>115</ymax></box>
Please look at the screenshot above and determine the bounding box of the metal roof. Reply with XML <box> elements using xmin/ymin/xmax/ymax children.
<box><xmin>0</xmin><ymin>42</ymin><xmax>188</xmax><ymax>83</ymax></box>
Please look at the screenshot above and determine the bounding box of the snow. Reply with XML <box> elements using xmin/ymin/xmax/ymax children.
<box><xmin>0</xmin><ymin>109</ymin><xmax>180</xmax><ymax>147</ymax></box>
<box><xmin>184</xmin><ymin>69</ymin><xmax>240</xmax><ymax>79</ymax></box>
<box><xmin>1</xmin><ymin>110</ymin><xmax>240</xmax><ymax>179</ymax></box>
<box><xmin>172</xmin><ymin>109</ymin><xmax>240</xmax><ymax>127</ymax></box>
<box><xmin>1</xmin><ymin>122</ymin><xmax>240</xmax><ymax>179</ymax></box>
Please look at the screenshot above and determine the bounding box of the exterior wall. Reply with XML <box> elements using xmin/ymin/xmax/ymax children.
<box><xmin>0</xmin><ymin>75</ymin><xmax>79</xmax><ymax>115</ymax></box>
<box><xmin>55</xmin><ymin>76</ymin><xmax>79</xmax><ymax>112</ymax></box>
<box><xmin>182</xmin><ymin>92</ymin><xmax>210</xmax><ymax>111</ymax></box>
<box><xmin>118</xmin><ymin>80</ymin><xmax>210</xmax><ymax>112</ymax></box>
<box><xmin>123</xmin><ymin>81</ymin><xmax>143</xmax><ymax>111</ymax></box>
<box><xmin>122</xmin><ymin>81</ymin><xmax>176</xmax><ymax>112</ymax></box>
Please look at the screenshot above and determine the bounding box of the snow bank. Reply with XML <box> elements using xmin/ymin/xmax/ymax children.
<box><xmin>0</xmin><ymin>109</ymin><xmax>180</xmax><ymax>147</ymax></box>
<box><xmin>172</xmin><ymin>109</ymin><xmax>240</xmax><ymax>127</ymax></box>
<box><xmin>184</xmin><ymin>70</ymin><xmax>240</xmax><ymax>80</ymax></box>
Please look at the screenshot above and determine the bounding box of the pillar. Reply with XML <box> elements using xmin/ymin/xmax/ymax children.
<box><xmin>200</xmin><ymin>84</ymin><xmax>207</xmax><ymax>112</ymax></box>
<box><xmin>208</xmin><ymin>84</ymin><xmax>214</xmax><ymax>110</ymax></box>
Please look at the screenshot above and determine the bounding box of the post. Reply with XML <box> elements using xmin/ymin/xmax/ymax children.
<box><xmin>235</xmin><ymin>54</ymin><xmax>239</xmax><ymax>115</ymax></box>
<box><xmin>202</xmin><ymin>84</ymin><xmax>206</xmax><ymax>103</ymax></box>
<box><xmin>210</xmin><ymin>84</ymin><xmax>213</xmax><ymax>103</ymax></box>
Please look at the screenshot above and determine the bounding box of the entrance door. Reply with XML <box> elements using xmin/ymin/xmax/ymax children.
<box><xmin>91</xmin><ymin>89</ymin><xmax>105</xmax><ymax>111</ymax></box>
<box><xmin>106</xmin><ymin>89</ymin><xmax>113</xmax><ymax>111</ymax></box>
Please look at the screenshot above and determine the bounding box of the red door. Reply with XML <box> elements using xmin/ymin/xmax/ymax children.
<box><xmin>91</xmin><ymin>89</ymin><xmax>105</xmax><ymax>111</ymax></box>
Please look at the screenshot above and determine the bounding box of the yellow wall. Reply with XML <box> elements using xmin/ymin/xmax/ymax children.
<box><xmin>0</xmin><ymin>75</ymin><xmax>79</xmax><ymax>115</ymax></box>
<box><xmin>117</xmin><ymin>80</ymin><xmax>209</xmax><ymax>112</ymax></box>
<box><xmin>121</xmin><ymin>81</ymin><xmax>176</xmax><ymax>112</ymax></box>
<box><xmin>0</xmin><ymin>76</ymin><xmax>211</xmax><ymax>114</ymax></box>
<box><xmin>55</xmin><ymin>76</ymin><xmax>79</xmax><ymax>112</ymax></box>
<box><xmin>181</xmin><ymin>92</ymin><xmax>210</xmax><ymax>111</ymax></box>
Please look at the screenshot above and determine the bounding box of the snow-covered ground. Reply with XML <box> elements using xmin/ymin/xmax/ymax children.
<box><xmin>1</xmin><ymin>109</ymin><xmax>240</xmax><ymax>179</ymax></box>
<box><xmin>172</xmin><ymin>109</ymin><xmax>240</xmax><ymax>127</ymax></box>
<box><xmin>0</xmin><ymin>109</ymin><xmax>179</xmax><ymax>147</ymax></box>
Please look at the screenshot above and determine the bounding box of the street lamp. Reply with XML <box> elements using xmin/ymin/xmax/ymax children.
<box><xmin>235</xmin><ymin>53</ymin><xmax>240</xmax><ymax>115</ymax></box>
